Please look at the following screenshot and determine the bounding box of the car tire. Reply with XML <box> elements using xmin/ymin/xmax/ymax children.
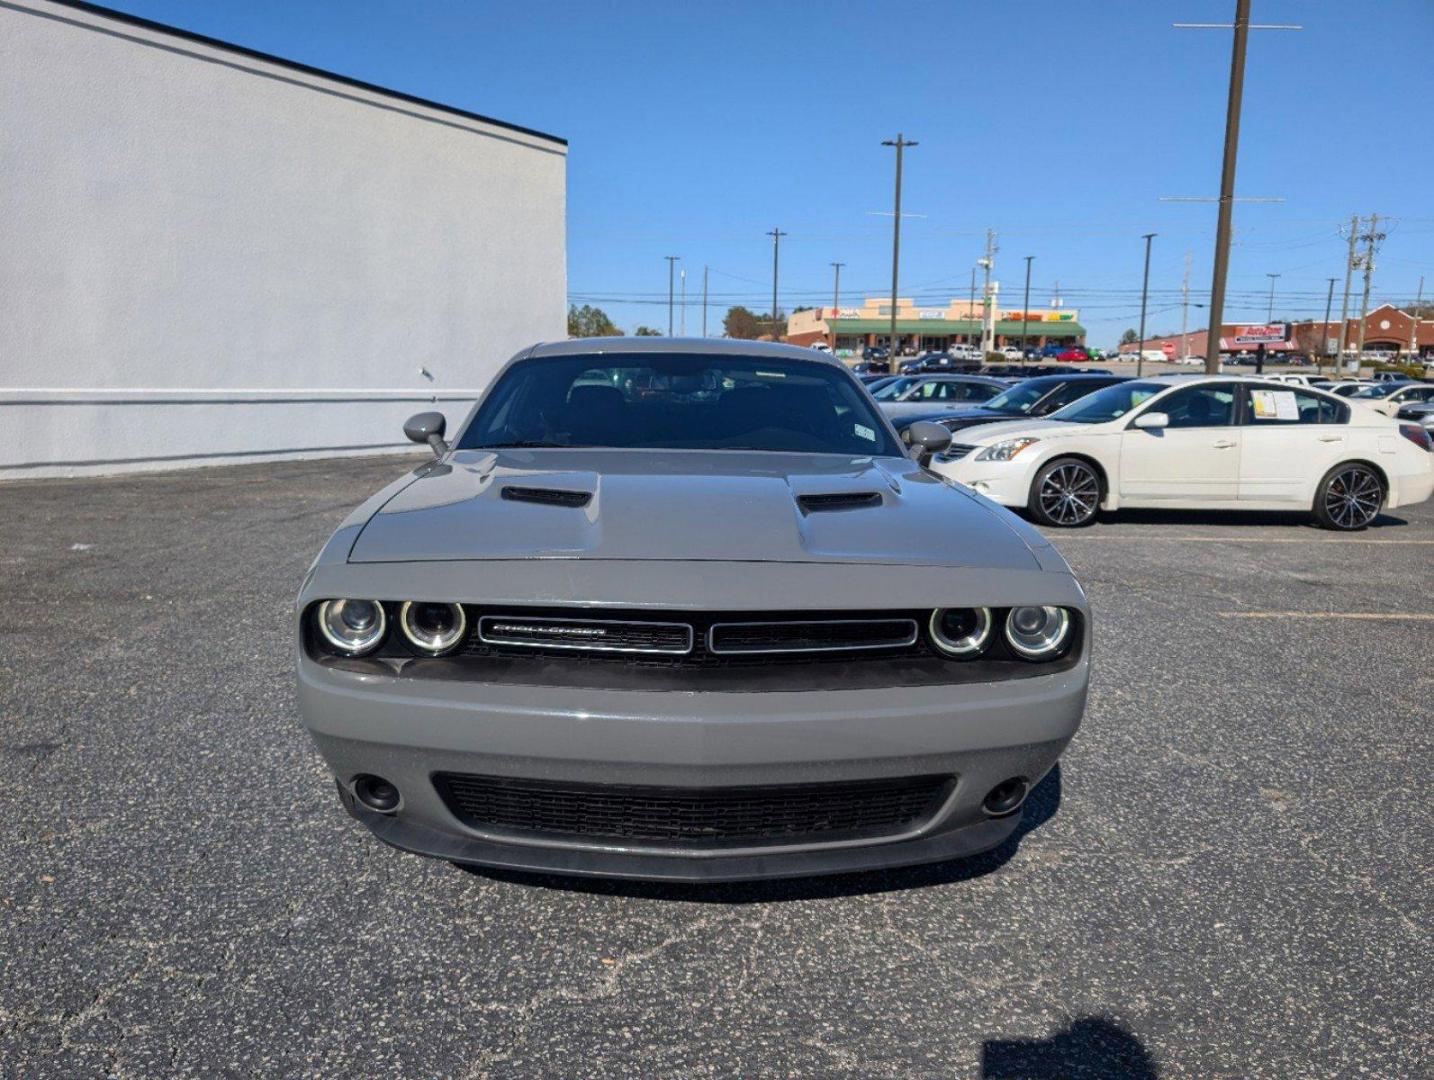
<box><xmin>1028</xmin><ymin>457</ymin><xmax>1102</xmax><ymax>528</ymax></box>
<box><xmin>1312</xmin><ymin>462</ymin><xmax>1384</xmax><ymax>531</ymax></box>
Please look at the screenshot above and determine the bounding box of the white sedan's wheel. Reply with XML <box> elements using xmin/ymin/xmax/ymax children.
<box><xmin>1029</xmin><ymin>458</ymin><xmax>1101</xmax><ymax>528</ymax></box>
<box><xmin>1314</xmin><ymin>463</ymin><xmax>1383</xmax><ymax>531</ymax></box>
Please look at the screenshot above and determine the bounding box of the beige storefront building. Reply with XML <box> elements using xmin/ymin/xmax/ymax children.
<box><xmin>786</xmin><ymin>297</ymin><xmax>1085</xmax><ymax>356</ymax></box>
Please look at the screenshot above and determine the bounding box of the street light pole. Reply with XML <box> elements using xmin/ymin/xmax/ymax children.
<box><xmin>1020</xmin><ymin>255</ymin><xmax>1034</xmax><ymax>356</ymax></box>
<box><xmin>1137</xmin><ymin>233</ymin><xmax>1156</xmax><ymax>377</ymax></box>
<box><xmin>702</xmin><ymin>265</ymin><xmax>709</xmax><ymax>337</ymax></box>
<box><xmin>664</xmin><ymin>255</ymin><xmax>680</xmax><ymax>335</ymax></box>
<box><xmin>882</xmin><ymin>134</ymin><xmax>917</xmax><ymax>371</ymax></box>
<box><xmin>830</xmin><ymin>262</ymin><xmax>844</xmax><ymax>312</ymax></box>
<box><xmin>766</xmin><ymin>227</ymin><xmax>787</xmax><ymax>342</ymax></box>
<box><xmin>680</xmin><ymin>268</ymin><xmax>687</xmax><ymax>336</ymax></box>
<box><xmin>1265</xmin><ymin>272</ymin><xmax>1280</xmax><ymax>321</ymax></box>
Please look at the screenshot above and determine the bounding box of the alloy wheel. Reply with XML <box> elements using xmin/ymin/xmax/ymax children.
<box><xmin>1324</xmin><ymin>466</ymin><xmax>1382</xmax><ymax>530</ymax></box>
<box><xmin>1038</xmin><ymin>462</ymin><xmax>1100</xmax><ymax>525</ymax></box>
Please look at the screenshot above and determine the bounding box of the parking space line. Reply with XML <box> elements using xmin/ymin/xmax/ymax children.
<box><xmin>1049</xmin><ymin>536</ymin><xmax>1434</xmax><ymax>544</ymax></box>
<box><xmin>1217</xmin><ymin>612</ymin><xmax>1434</xmax><ymax>621</ymax></box>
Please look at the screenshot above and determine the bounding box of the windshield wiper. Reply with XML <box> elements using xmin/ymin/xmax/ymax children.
<box><xmin>480</xmin><ymin>440</ymin><xmax>584</xmax><ymax>449</ymax></box>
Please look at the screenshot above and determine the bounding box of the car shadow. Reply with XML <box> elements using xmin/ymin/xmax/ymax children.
<box><xmin>1042</xmin><ymin>508</ymin><xmax>1408</xmax><ymax>530</ymax></box>
<box><xmin>981</xmin><ymin>1016</ymin><xmax>1158</xmax><ymax>1079</ymax></box>
<box><xmin>455</xmin><ymin>764</ymin><xmax>1063</xmax><ymax>903</ymax></box>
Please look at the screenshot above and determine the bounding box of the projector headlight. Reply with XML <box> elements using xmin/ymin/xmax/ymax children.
<box><xmin>929</xmin><ymin>607</ymin><xmax>993</xmax><ymax>657</ymax></box>
<box><xmin>975</xmin><ymin>437</ymin><xmax>1040</xmax><ymax>462</ymax></box>
<box><xmin>398</xmin><ymin>600</ymin><xmax>467</xmax><ymax>655</ymax></box>
<box><xmin>316</xmin><ymin>599</ymin><xmax>387</xmax><ymax>656</ymax></box>
<box><xmin>1004</xmin><ymin>606</ymin><xmax>1073</xmax><ymax>660</ymax></box>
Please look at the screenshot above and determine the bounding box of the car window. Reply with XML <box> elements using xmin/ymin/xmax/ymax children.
<box><xmin>1050</xmin><ymin>380</ymin><xmax>1166</xmax><ymax>424</ymax></box>
<box><xmin>459</xmin><ymin>353</ymin><xmax>903</xmax><ymax>456</ymax></box>
<box><xmin>1040</xmin><ymin>379</ymin><xmax>1117</xmax><ymax>412</ymax></box>
<box><xmin>871</xmin><ymin>376</ymin><xmax>919</xmax><ymax>400</ymax></box>
<box><xmin>1156</xmin><ymin>384</ymin><xmax>1237</xmax><ymax>428</ymax></box>
<box><xmin>1242</xmin><ymin>386</ymin><xmax>1348</xmax><ymax>425</ymax></box>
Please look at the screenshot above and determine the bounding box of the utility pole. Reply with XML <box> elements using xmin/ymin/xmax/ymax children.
<box><xmin>1020</xmin><ymin>255</ymin><xmax>1034</xmax><ymax>355</ymax></box>
<box><xmin>664</xmin><ymin>255</ymin><xmax>680</xmax><ymax>335</ymax></box>
<box><xmin>702</xmin><ymin>265</ymin><xmax>709</xmax><ymax>337</ymax></box>
<box><xmin>1265</xmin><ymin>272</ymin><xmax>1280</xmax><ymax>322</ymax></box>
<box><xmin>679</xmin><ymin>268</ymin><xmax>687</xmax><ymax>336</ymax></box>
<box><xmin>979</xmin><ymin>229</ymin><xmax>998</xmax><ymax>355</ymax></box>
<box><xmin>1355</xmin><ymin>213</ymin><xmax>1383</xmax><ymax>361</ymax></box>
<box><xmin>830</xmin><ymin>262</ymin><xmax>845</xmax><ymax>312</ymax></box>
<box><xmin>766</xmin><ymin>227</ymin><xmax>787</xmax><ymax>342</ymax></box>
<box><xmin>882</xmin><ymin>133</ymin><xmax>917</xmax><ymax>370</ymax></box>
<box><xmin>1180</xmin><ymin>252</ymin><xmax>1192</xmax><ymax>360</ymax></box>
<box><xmin>1320</xmin><ymin>277</ymin><xmax>1336</xmax><ymax>374</ymax></box>
<box><xmin>1409</xmin><ymin>276</ymin><xmax>1424</xmax><ymax>359</ymax></box>
<box><xmin>969</xmin><ymin>267</ymin><xmax>977</xmax><ymax>346</ymax></box>
<box><xmin>1336</xmin><ymin>214</ymin><xmax>1359</xmax><ymax>369</ymax></box>
<box><xmin>1202</xmin><ymin>0</ymin><xmax>1250</xmax><ymax>374</ymax></box>
<box><xmin>1137</xmin><ymin>232</ymin><xmax>1156</xmax><ymax>377</ymax></box>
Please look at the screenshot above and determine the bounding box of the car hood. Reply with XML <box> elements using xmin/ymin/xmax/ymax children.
<box><xmin>346</xmin><ymin>449</ymin><xmax>1045</xmax><ymax>570</ymax></box>
<box><xmin>953</xmin><ymin>418</ymin><xmax>1098</xmax><ymax>444</ymax></box>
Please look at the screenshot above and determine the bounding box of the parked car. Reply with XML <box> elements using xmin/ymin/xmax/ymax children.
<box><xmin>999</xmin><ymin>346</ymin><xmax>1024</xmax><ymax>361</ymax></box>
<box><xmin>1323</xmin><ymin>380</ymin><xmax>1376</xmax><ymax>397</ymax></box>
<box><xmin>1055</xmin><ymin>348</ymin><xmax>1089</xmax><ymax>362</ymax></box>
<box><xmin>861</xmin><ymin>345</ymin><xmax>890</xmax><ymax>364</ymax></box>
<box><xmin>931</xmin><ymin>375</ymin><xmax>1434</xmax><ymax>530</ymax></box>
<box><xmin>948</xmin><ymin>343</ymin><xmax>983</xmax><ymax>363</ymax></box>
<box><xmin>877</xmin><ymin>374</ymin><xmax>1010</xmax><ymax>419</ymax></box>
<box><xmin>1396</xmin><ymin>401</ymin><xmax>1434</xmax><ymax>432</ymax></box>
<box><xmin>1349</xmin><ymin>381</ymin><xmax>1434</xmax><ymax>417</ymax></box>
<box><xmin>859</xmin><ymin>374</ymin><xmax>896</xmax><ymax>388</ymax></box>
<box><xmin>1258</xmin><ymin>373</ymin><xmax>1319</xmax><ymax>388</ymax></box>
<box><xmin>886</xmin><ymin>374</ymin><xmax>1130</xmax><ymax>436</ymax></box>
<box><xmin>295</xmin><ymin>337</ymin><xmax>1090</xmax><ymax>880</ymax></box>
<box><xmin>1371</xmin><ymin>370</ymin><xmax>1406</xmax><ymax>382</ymax></box>
<box><xmin>1173</xmin><ymin>355</ymin><xmax>1205</xmax><ymax>366</ymax></box>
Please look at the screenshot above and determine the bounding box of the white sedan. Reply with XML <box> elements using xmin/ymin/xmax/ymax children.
<box><xmin>930</xmin><ymin>375</ymin><xmax>1434</xmax><ymax>530</ymax></box>
<box><xmin>1347</xmin><ymin>381</ymin><xmax>1434</xmax><ymax>417</ymax></box>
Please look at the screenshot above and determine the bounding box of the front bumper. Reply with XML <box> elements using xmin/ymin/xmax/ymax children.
<box><xmin>298</xmin><ymin>655</ymin><xmax>1087</xmax><ymax>881</ymax></box>
<box><xmin>932</xmin><ymin>459</ymin><xmax>1034</xmax><ymax>509</ymax></box>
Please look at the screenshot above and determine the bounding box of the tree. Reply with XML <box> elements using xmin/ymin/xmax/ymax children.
<box><xmin>723</xmin><ymin>306</ymin><xmax>763</xmax><ymax>339</ymax></box>
<box><xmin>1119</xmin><ymin>328</ymin><xmax>1139</xmax><ymax>345</ymax></box>
<box><xmin>632</xmin><ymin>325</ymin><xmax>662</xmax><ymax>336</ymax></box>
<box><xmin>567</xmin><ymin>304</ymin><xmax>622</xmax><ymax>338</ymax></box>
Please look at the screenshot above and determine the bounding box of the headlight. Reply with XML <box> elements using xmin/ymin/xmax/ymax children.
<box><xmin>316</xmin><ymin>599</ymin><xmax>387</xmax><ymax>655</ymax></box>
<box><xmin>398</xmin><ymin>600</ymin><xmax>467</xmax><ymax>655</ymax></box>
<box><xmin>975</xmin><ymin>437</ymin><xmax>1040</xmax><ymax>462</ymax></box>
<box><xmin>929</xmin><ymin>607</ymin><xmax>992</xmax><ymax>657</ymax></box>
<box><xmin>1004</xmin><ymin>606</ymin><xmax>1073</xmax><ymax>660</ymax></box>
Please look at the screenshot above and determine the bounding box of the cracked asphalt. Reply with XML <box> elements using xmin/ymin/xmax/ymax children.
<box><xmin>1</xmin><ymin>452</ymin><xmax>1430</xmax><ymax>1078</ymax></box>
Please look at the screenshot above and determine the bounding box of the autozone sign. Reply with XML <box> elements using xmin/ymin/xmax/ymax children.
<box><xmin>1231</xmin><ymin>323</ymin><xmax>1289</xmax><ymax>345</ymax></box>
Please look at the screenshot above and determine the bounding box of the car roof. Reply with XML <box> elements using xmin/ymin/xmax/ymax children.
<box><xmin>529</xmin><ymin>336</ymin><xmax>849</xmax><ymax>367</ymax></box>
<box><xmin>907</xmin><ymin>372</ymin><xmax>1008</xmax><ymax>384</ymax></box>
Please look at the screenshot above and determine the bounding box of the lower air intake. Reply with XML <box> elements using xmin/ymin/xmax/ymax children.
<box><xmin>434</xmin><ymin>773</ymin><xmax>952</xmax><ymax>848</ymax></box>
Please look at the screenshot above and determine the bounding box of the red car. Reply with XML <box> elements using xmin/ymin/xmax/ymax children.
<box><xmin>1055</xmin><ymin>348</ymin><xmax>1089</xmax><ymax>362</ymax></box>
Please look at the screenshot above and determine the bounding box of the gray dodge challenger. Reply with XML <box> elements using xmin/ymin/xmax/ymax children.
<box><xmin>296</xmin><ymin>338</ymin><xmax>1089</xmax><ymax>881</ymax></box>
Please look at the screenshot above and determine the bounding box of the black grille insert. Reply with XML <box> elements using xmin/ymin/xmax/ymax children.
<box><xmin>434</xmin><ymin>773</ymin><xmax>953</xmax><ymax>848</ymax></box>
<box><xmin>500</xmin><ymin>485</ymin><xmax>592</xmax><ymax>508</ymax></box>
<box><xmin>708</xmin><ymin>618</ymin><xmax>917</xmax><ymax>654</ymax></box>
<box><xmin>477</xmin><ymin>615</ymin><xmax>692</xmax><ymax>654</ymax></box>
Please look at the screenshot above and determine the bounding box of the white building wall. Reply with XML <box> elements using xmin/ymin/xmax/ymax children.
<box><xmin>0</xmin><ymin>0</ymin><xmax>567</xmax><ymax>478</ymax></box>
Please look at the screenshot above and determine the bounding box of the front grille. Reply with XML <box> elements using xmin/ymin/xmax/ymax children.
<box><xmin>940</xmin><ymin>443</ymin><xmax>978</xmax><ymax>460</ymax></box>
<box><xmin>708</xmin><ymin>618</ymin><xmax>917</xmax><ymax>654</ymax></box>
<box><xmin>434</xmin><ymin>773</ymin><xmax>952</xmax><ymax>848</ymax></box>
<box><xmin>477</xmin><ymin>615</ymin><xmax>692</xmax><ymax>654</ymax></box>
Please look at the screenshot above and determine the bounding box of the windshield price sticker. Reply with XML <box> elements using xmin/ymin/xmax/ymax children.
<box><xmin>854</xmin><ymin>423</ymin><xmax>876</xmax><ymax>442</ymax></box>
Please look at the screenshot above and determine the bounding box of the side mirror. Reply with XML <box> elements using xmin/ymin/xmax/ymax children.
<box><xmin>906</xmin><ymin>420</ymin><xmax>954</xmax><ymax>464</ymax></box>
<box><xmin>404</xmin><ymin>411</ymin><xmax>449</xmax><ymax>457</ymax></box>
<box><xmin>1133</xmin><ymin>411</ymin><xmax>1169</xmax><ymax>430</ymax></box>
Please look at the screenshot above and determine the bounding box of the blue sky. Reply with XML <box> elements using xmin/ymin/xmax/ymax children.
<box><xmin>101</xmin><ymin>0</ymin><xmax>1434</xmax><ymax>346</ymax></box>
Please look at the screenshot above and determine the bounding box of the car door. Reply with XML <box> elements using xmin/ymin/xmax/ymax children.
<box><xmin>1118</xmin><ymin>382</ymin><xmax>1241</xmax><ymax>504</ymax></box>
<box><xmin>1237</xmin><ymin>386</ymin><xmax>1350</xmax><ymax>503</ymax></box>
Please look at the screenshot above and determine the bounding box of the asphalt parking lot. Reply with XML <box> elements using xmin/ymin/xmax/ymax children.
<box><xmin>2</xmin><ymin>453</ymin><xmax>1430</xmax><ymax>1079</ymax></box>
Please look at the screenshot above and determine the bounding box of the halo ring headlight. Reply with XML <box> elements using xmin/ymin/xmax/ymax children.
<box><xmin>1004</xmin><ymin>606</ymin><xmax>1072</xmax><ymax>660</ymax></box>
<box><xmin>929</xmin><ymin>607</ymin><xmax>993</xmax><ymax>658</ymax></box>
<box><xmin>398</xmin><ymin>600</ymin><xmax>467</xmax><ymax>655</ymax></box>
<box><xmin>317</xmin><ymin>599</ymin><xmax>387</xmax><ymax>656</ymax></box>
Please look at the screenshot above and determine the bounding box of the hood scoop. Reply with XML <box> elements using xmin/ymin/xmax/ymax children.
<box><xmin>796</xmin><ymin>491</ymin><xmax>884</xmax><ymax>514</ymax></box>
<box><xmin>500</xmin><ymin>485</ymin><xmax>593</xmax><ymax>509</ymax></box>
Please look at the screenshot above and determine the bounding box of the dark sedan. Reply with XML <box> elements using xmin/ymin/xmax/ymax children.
<box><xmin>887</xmin><ymin>373</ymin><xmax>1130</xmax><ymax>437</ymax></box>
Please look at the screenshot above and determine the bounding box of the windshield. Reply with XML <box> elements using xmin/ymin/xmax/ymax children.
<box><xmin>982</xmin><ymin>381</ymin><xmax>1054</xmax><ymax>414</ymax></box>
<box><xmin>1050</xmin><ymin>380</ymin><xmax>1166</xmax><ymax>424</ymax></box>
<box><xmin>458</xmin><ymin>353</ymin><xmax>904</xmax><ymax>456</ymax></box>
<box><xmin>870</xmin><ymin>375</ymin><xmax>921</xmax><ymax>400</ymax></box>
<box><xmin>1352</xmin><ymin>383</ymin><xmax>1403</xmax><ymax>398</ymax></box>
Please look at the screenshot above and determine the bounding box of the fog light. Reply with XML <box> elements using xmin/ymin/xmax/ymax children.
<box><xmin>353</xmin><ymin>774</ymin><xmax>400</xmax><ymax>813</ymax></box>
<box><xmin>983</xmin><ymin>777</ymin><xmax>1028</xmax><ymax>816</ymax></box>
